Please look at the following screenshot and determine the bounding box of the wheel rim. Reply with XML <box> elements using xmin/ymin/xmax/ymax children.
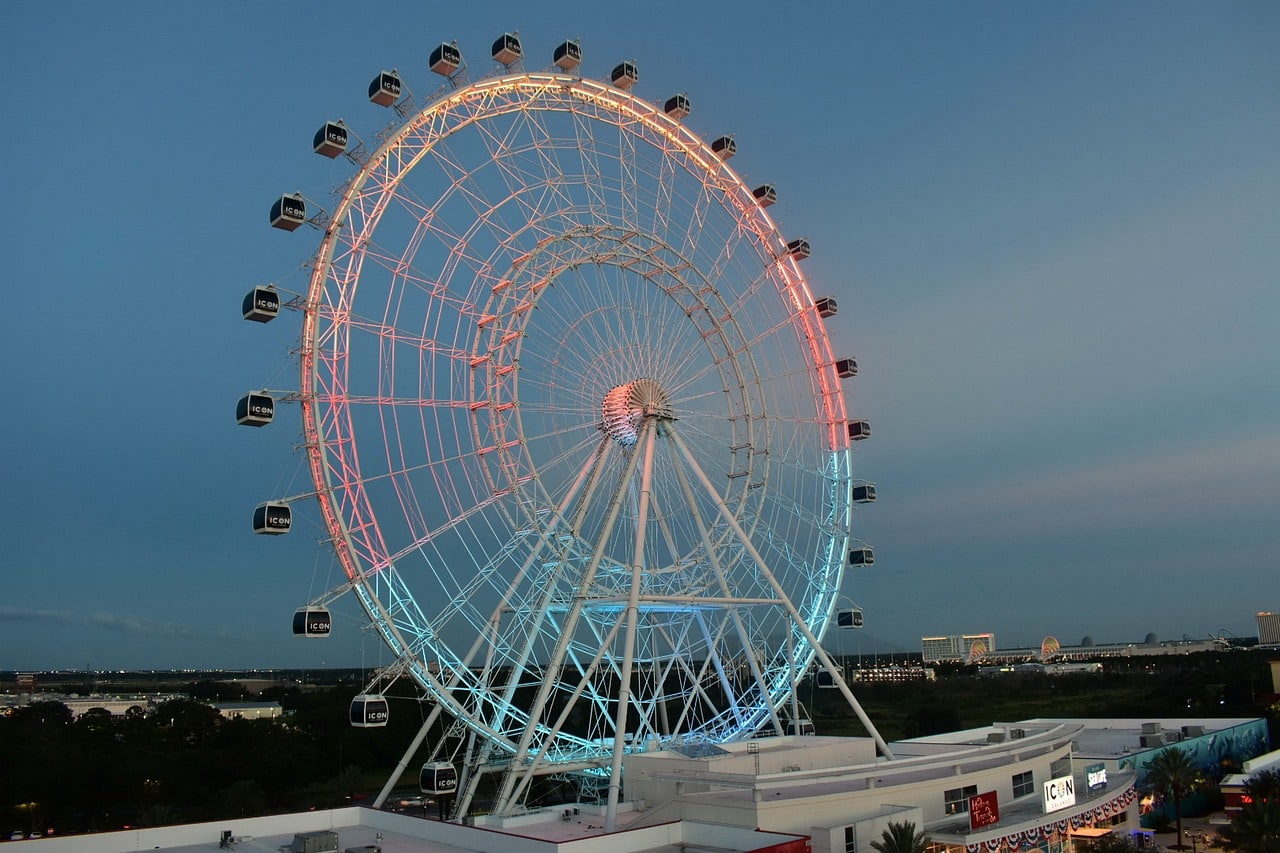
<box><xmin>299</xmin><ymin>73</ymin><xmax>854</xmax><ymax>765</ymax></box>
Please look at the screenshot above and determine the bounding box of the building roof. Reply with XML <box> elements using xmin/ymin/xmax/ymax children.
<box><xmin>17</xmin><ymin>806</ymin><xmax>803</xmax><ymax>853</ymax></box>
<box><xmin>1029</xmin><ymin>717</ymin><xmax>1258</xmax><ymax>761</ymax></box>
<box><xmin>1222</xmin><ymin>746</ymin><xmax>1280</xmax><ymax>788</ymax></box>
<box><xmin>894</xmin><ymin>717</ymin><xmax>1260</xmax><ymax>762</ymax></box>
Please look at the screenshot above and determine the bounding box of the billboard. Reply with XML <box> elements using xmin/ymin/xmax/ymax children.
<box><xmin>969</xmin><ymin>791</ymin><xmax>1000</xmax><ymax>830</ymax></box>
<box><xmin>1086</xmin><ymin>763</ymin><xmax>1108</xmax><ymax>792</ymax></box>
<box><xmin>1044</xmin><ymin>775</ymin><xmax>1076</xmax><ymax>813</ymax></box>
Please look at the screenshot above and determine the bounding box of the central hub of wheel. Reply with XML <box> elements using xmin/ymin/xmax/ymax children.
<box><xmin>601</xmin><ymin>379</ymin><xmax>673</xmax><ymax>447</ymax></box>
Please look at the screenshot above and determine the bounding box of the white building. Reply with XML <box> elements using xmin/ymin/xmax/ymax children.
<box><xmin>921</xmin><ymin>633</ymin><xmax>996</xmax><ymax>663</ymax></box>
<box><xmin>623</xmin><ymin>721</ymin><xmax>1135</xmax><ymax>853</ymax></box>
<box><xmin>1256</xmin><ymin>611</ymin><xmax>1280</xmax><ymax>646</ymax></box>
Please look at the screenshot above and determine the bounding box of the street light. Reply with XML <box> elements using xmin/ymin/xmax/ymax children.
<box><xmin>15</xmin><ymin>802</ymin><xmax>38</xmax><ymax>836</ymax></box>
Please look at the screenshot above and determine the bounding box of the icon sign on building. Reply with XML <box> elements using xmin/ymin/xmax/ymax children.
<box><xmin>1043</xmin><ymin>776</ymin><xmax>1076</xmax><ymax>813</ymax></box>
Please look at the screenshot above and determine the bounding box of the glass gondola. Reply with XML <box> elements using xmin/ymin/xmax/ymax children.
<box><xmin>851</xmin><ymin>483</ymin><xmax>876</xmax><ymax>503</ymax></box>
<box><xmin>292</xmin><ymin>606</ymin><xmax>332</xmax><ymax>638</ymax></box>
<box><xmin>270</xmin><ymin>194</ymin><xmax>306</xmax><ymax>231</ymax></box>
<box><xmin>242</xmin><ymin>285</ymin><xmax>280</xmax><ymax>323</ymax></box>
<box><xmin>664</xmin><ymin>93</ymin><xmax>691</xmax><ymax>120</ymax></box>
<box><xmin>610</xmin><ymin>61</ymin><xmax>638</xmax><ymax>90</ymax></box>
<box><xmin>711</xmin><ymin>135</ymin><xmax>737</xmax><ymax>160</ymax></box>
<box><xmin>491</xmin><ymin>33</ymin><xmax>522</xmax><ymax>66</ymax></box>
<box><xmin>847</xmin><ymin>547</ymin><xmax>874</xmax><ymax>566</ymax></box>
<box><xmin>847</xmin><ymin>419</ymin><xmax>870</xmax><ymax>441</ymax></box>
<box><xmin>253</xmin><ymin>502</ymin><xmax>292</xmax><ymax>535</ymax></box>
<box><xmin>349</xmin><ymin>694</ymin><xmax>389</xmax><ymax>728</ymax></box>
<box><xmin>553</xmin><ymin>39</ymin><xmax>582</xmax><ymax>71</ymax></box>
<box><xmin>430</xmin><ymin>42</ymin><xmax>462</xmax><ymax>76</ymax></box>
<box><xmin>313</xmin><ymin>121</ymin><xmax>348</xmax><ymax>159</ymax></box>
<box><xmin>835</xmin><ymin>357</ymin><xmax>857</xmax><ymax>377</ymax></box>
<box><xmin>837</xmin><ymin>608</ymin><xmax>864</xmax><ymax>628</ymax></box>
<box><xmin>815</xmin><ymin>297</ymin><xmax>837</xmax><ymax>318</ymax></box>
<box><xmin>368</xmin><ymin>70</ymin><xmax>402</xmax><ymax>107</ymax></box>
<box><xmin>236</xmin><ymin>392</ymin><xmax>275</xmax><ymax>427</ymax></box>
<box><xmin>419</xmin><ymin>761</ymin><xmax>458</xmax><ymax>795</ymax></box>
<box><xmin>752</xmin><ymin>184</ymin><xmax>777</xmax><ymax>207</ymax></box>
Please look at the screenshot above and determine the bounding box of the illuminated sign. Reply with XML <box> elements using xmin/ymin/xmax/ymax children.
<box><xmin>1043</xmin><ymin>775</ymin><xmax>1076</xmax><ymax>813</ymax></box>
<box><xmin>1086</xmin><ymin>762</ymin><xmax>1108</xmax><ymax>792</ymax></box>
<box><xmin>969</xmin><ymin>791</ymin><xmax>1000</xmax><ymax>830</ymax></box>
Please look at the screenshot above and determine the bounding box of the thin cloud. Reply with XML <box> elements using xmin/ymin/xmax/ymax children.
<box><xmin>887</xmin><ymin>429</ymin><xmax>1280</xmax><ymax>543</ymax></box>
<box><xmin>0</xmin><ymin>607</ymin><xmax>249</xmax><ymax>642</ymax></box>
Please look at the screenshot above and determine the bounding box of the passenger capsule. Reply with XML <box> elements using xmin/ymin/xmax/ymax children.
<box><xmin>243</xmin><ymin>286</ymin><xmax>280</xmax><ymax>323</ymax></box>
<box><xmin>253</xmin><ymin>502</ymin><xmax>293</xmax><ymax>535</ymax></box>
<box><xmin>610</xmin><ymin>61</ymin><xmax>638</xmax><ymax>90</ymax></box>
<box><xmin>349</xmin><ymin>694</ymin><xmax>389</xmax><ymax>728</ymax></box>
<box><xmin>368</xmin><ymin>70</ymin><xmax>403</xmax><ymax>106</ymax></box>
<box><xmin>270</xmin><ymin>194</ymin><xmax>306</xmax><ymax>231</ymax></box>
<box><xmin>847</xmin><ymin>420</ymin><xmax>871</xmax><ymax>441</ymax></box>
<box><xmin>711</xmin><ymin>135</ymin><xmax>737</xmax><ymax>160</ymax></box>
<box><xmin>851</xmin><ymin>483</ymin><xmax>877</xmax><ymax>503</ymax></box>
<box><xmin>292</xmin><ymin>606</ymin><xmax>332</xmax><ymax>638</ymax></box>
<box><xmin>236</xmin><ymin>392</ymin><xmax>275</xmax><ymax>427</ymax></box>
<box><xmin>815</xmin><ymin>297</ymin><xmax>837</xmax><ymax>318</ymax></box>
<box><xmin>430</xmin><ymin>42</ymin><xmax>462</xmax><ymax>76</ymax></box>
<box><xmin>835</xmin><ymin>357</ymin><xmax>857</xmax><ymax>378</ymax></box>
<box><xmin>785</xmin><ymin>238</ymin><xmax>811</xmax><ymax>260</ymax></box>
<box><xmin>837</xmin><ymin>609</ymin><xmax>864</xmax><ymax>628</ymax></box>
<box><xmin>553</xmin><ymin>39</ymin><xmax>582</xmax><ymax>71</ymax></box>
<box><xmin>848</xmin><ymin>547</ymin><xmax>875</xmax><ymax>566</ymax></box>
<box><xmin>313</xmin><ymin>121</ymin><xmax>348</xmax><ymax>158</ymax></box>
<box><xmin>664</xmin><ymin>93</ymin><xmax>691</xmax><ymax>120</ymax></box>
<box><xmin>491</xmin><ymin>33</ymin><xmax>522</xmax><ymax>66</ymax></box>
<box><xmin>420</xmin><ymin>761</ymin><xmax>459</xmax><ymax>795</ymax></box>
<box><xmin>752</xmin><ymin>184</ymin><xmax>777</xmax><ymax>207</ymax></box>
<box><xmin>816</xmin><ymin>670</ymin><xmax>836</xmax><ymax>688</ymax></box>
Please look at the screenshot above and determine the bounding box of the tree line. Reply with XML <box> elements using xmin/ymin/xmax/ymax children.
<box><xmin>0</xmin><ymin>684</ymin><xmax>428</xmax><ymax>836</ymax></box>
<box><xmin>2</xmin><ymin>650</ymin><xmax>1276</xmax><ymax>840</ymax></box>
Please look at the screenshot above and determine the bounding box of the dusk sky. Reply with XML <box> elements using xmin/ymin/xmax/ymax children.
<box><xmin>3</xmin><ymin>2</ymin><xmax>1277</xmax><ymax>671</ymax></box>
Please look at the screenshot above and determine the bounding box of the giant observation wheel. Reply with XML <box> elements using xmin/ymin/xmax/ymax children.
<box><xmin>245</xmin><ymin>35</ymin><xmax>882</xmax><ymax>822</ymax></box>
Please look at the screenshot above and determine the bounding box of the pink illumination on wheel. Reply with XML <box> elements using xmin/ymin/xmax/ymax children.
<box><xmin>251</xmin><ymin>40</ymin><xmax>880</xmax><ymax>820</ymax></box>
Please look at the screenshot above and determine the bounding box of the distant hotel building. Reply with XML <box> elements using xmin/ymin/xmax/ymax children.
<box><xmin>924</xmin><ymin>633</ymin><xmax>1227</xmax><ymax>665</ymax></box>
<box><xmin>922</xmin><ymin>632</ymin><xmax>996</xmax><ymax>663</ymax></box>
<box><xmin>213</xmin><ymin>701</ymin><xmax>283</xmax><ymax>720</ymax></box>
<box><xmin>851</xmin><ymin>666</ymin><xmax>935</xmax><ymax>683</ymax></box>
<box><xmin>1257</xmin><ymin>611</ymin><xmax>1280</xmax><ymax>646</ymax></box>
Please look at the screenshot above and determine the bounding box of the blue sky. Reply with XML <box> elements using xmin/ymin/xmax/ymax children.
<box><xmin>2</xmin><ymin>2</ymin><xmax>1277</xmax><ymax>670</ymax></box>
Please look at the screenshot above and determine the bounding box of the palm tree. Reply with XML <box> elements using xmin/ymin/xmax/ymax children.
<box><xmin>1144</xmin><ymin>746</ymin><xmax>1199</xmax><ymax>846</ymax></box>
<box><xmin>1219</xmin><ymin>769</ymin><xmax>1280</xmax><ymax>853</ymax></box>
<box><xmin>870</xmin><ymin>820</ymin><xmax>928</xmax><ymax>853</ymax></box>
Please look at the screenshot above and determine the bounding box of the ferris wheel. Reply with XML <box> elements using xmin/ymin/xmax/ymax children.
<box><xmin>242</xmin><ymin>34</ymin><xmax>883</xmax><ymax>822</ymax></box>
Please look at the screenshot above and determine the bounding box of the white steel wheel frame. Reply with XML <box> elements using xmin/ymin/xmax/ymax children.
<box><xmin>298</xmin><ymin>72</ymin><xmax>861</xmax><ymax>807</ymax></box>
